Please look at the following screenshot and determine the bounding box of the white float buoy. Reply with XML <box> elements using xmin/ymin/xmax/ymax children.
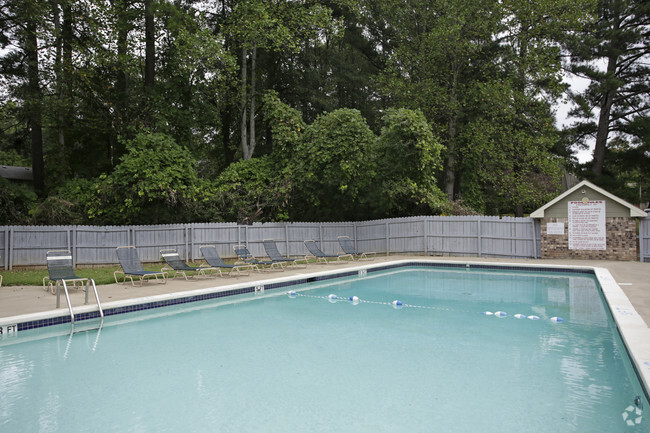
<box><xmin>328</xmin><ymin>294</ymin><xmax>338</xmax><ymax>303</ymax></box>
<box><xmin>494</xmin><ymin>311</ymin><xmax>508</xmax><ymax>318</ymax></box>
<box><xmin>349</xmin><ymin>296</ymin><xmax>360</xmax><ymax>305</ymax></box>
<box><xmin>550</xmin><ymin>316</ymin><xmax>564</xmax><ymax>323</ymax></box>
<box><xmin>527</xmin><ymin>315</ymin><xmax>540</xmax><ymax>320</ymax></box>
<box><xmin>392</xmin><ymin>300</ymin><xmax>403</xmax><ymax>310</ymax></box>
<box><xmin>483</xmin><ymin>311</ymin><xmax>494</xmax><ymax>316</ymax></box>
<box><xmin>514</xmin><ymin>314</ymin><xmax>526</xmax><ymax>319</ymax></box>
<box><xmin>288</xmin><ymin>291</ymin><xmax>297</xmax><ymax>298</ymax></box>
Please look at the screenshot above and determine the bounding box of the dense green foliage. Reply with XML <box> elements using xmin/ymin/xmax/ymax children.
<box><xmin>0</xmin><ymin>0</ymin><xmax>647</xmax><ymax>225</ymax></box>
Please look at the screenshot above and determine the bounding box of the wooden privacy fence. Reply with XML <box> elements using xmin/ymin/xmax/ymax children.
<box><xmin>640</xmin><ymin>215</ymin><xmax>650</xmax><ymax>263</ymax></box>
<box><xmin>0</xmin><ymin>216</ymin><xmax>542</xmax><ymax>269</ymax></box>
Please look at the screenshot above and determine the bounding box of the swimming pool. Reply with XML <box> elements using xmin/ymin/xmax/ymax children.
<box><xmin>1</xmin><ymin>263</ymin><xmax>648</xmax><ymax>432</ymax></box>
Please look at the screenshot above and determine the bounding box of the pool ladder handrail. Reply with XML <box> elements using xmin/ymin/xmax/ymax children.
<box><xmin>55</xmin><ymin>278</ymin><xmax>104</xmax><ymax>330</ymax></box>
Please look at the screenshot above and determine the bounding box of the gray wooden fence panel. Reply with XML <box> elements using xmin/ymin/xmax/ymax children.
<box><xmin>74</xmin><ymin>226</ymin><xmax>130</xmax><ymax>265</ymax></box>
<box><xmin>0</xmin><ymin>216</ymin><xmax>546</xmax><ymax>268</ymax></box>
<box><xmin>387</xmin><ymin>219</ymin><xmax>424</xmax><ymax>253</ymax></box>
<box><xmin>10</xmin><ymin>226</ymin><xmax>71</xmax><ymax>267</ymax></box>
<box><xmin>285</xmin><ymin>224</ymin><xmax>322</xmax><ymax>256</ymax></box>
<box><xmin>428</xmin><ymin>217</ymin><xmax>478</xmax><ymax>256</ymax></box>
<box><xmin>357</xmin><ymin>220</ymin><xmax>387</xmax><ymax>254</ymax></box>
<box><xmin>243</xmin><ymin>223</ymin><xmax>284</xmax><ymax>257</ymax></box>
<box><xmin>322</xmin><ymin>224</ymin><xmax>354</xmax><ymax>254</ymax></box>
<box><xmin>1</xmin><ymin>228</ymin><xmax>6</xmax><ymax>270</ymax></box>
<box><xmin>132</xmin><ymin>225</ymin><xmax>188</xmax><ymax>262</ymax></box>
<box><xmin>189</xmin><ymin>224</ymin><xmax>239</xmax><ymax>260</ymax></box>
<box><xmin>641</xmin><ymin>216</ymin><xmax>650</xmax><ymax>262</ymax></box>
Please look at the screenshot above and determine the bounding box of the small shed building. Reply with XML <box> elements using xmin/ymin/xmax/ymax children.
<box><xmin>530</xmin><ymin>180</ymin><xmax>647</xmax><ymax>261</ymax></box>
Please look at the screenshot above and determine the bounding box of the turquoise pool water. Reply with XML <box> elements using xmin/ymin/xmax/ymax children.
<box><xmin>1</xmin><ymin>266</ymin><xmax>648</xmax><ymax>432</ymax></box>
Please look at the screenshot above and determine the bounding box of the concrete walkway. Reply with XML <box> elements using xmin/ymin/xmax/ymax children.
<box><xmin>1</xmin><ymin>256</ymin><xmax>649</xmax><ymax>328</ymax></box>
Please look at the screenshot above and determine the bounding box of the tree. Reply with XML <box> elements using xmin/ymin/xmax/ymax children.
<box><xmin>378</xmin><ymin>0</ymin><xmax>500</xmax><ymax>200</ymax></box>
<box><xmin>88</xmin><ymin>132</ymin><xmax>208</xmax><ymax>225</ymax></box>
<box><xmin>223</xmin><ymin>0</ymin><xmax>339</xmax><ymax>159</ymax></box>
<box><xmin>374</xmin><ymin>108</ymin><xmax>447</xmax><ymax>216</ymax></box>
<box><xmin>0</xmin><ymin>0</ymin><xmax>49</xmax><ymax>196</ymax></box>
<box><xmin>459</xmin><ymin>81</ymin><xmax>564</xmax><ymax>214</ymax></box>
<box><xmin>565</xmin><ymin>0</ymin><xmax>650</xmax><ymax>177</ymax></box>
<box><xmin>213</xmin><ymin>156</ymin><xmax>291</xmax><ymax>223</ymax></box>
<box><xmin>291</xmin><ymin>108</ymin><xmax>377</xmax><ymax>221</ymax></box>
<box><xmin>379</xmin><ymin>0</ymin><xmax>589</xmax><ymax>213</ymax></box>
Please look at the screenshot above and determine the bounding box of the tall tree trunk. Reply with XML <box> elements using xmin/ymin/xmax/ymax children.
<box><xmin>221</xmin><ymin>107</ymin><xmax>234</xmax><ymax>165</ymax></box>
<box><xmin>240</xmin><ymin>46</ymin><xmax>249</xmax><ymax>159</ymax></box>
<box><xmin>52</xmin><ymin>0</ymin><xmax>73</xmax><ymax>175</ymax></box>
<box><xmin>53</xmin><ymin>2</ymin><xmax>65</xmax><ymax>168</ymax></box>
<box><xmin>25</xmin><ymin>18</ymin><xmax>45</xmax><ymax>196</ymax></box>
<box><xmin>592</xmin><ymin>53</ymin><xmax>619</xmax><ymax>177</ymax></box>
<box><xmin>114</xmin><ymin>0</ymin><xmax>129</xmax><ymax>165</ymax></box>
<box><xmin>248</xmin><ymin>44</ymin><xmax>257</xmax><ymax>159</ymax></box>
<box><xmin>444</xmin><ymin>64</ymin><xmax>459</xmax><ymax>200</ymax></box>
<box><xmin>144</xmin><ymin>0</ymin><xmax>155</xmax><ymax>89</ymax></box>
<box><xmin>144</xmin><ymin>0</ymin><xmax>155</xmax><ymax>127</ymax></box>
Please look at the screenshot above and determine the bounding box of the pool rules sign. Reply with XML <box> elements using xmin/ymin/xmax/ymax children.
<box><xmin>568</xmin><ymin>200</ymin><xmax>606</xmax><ymax>250</ymax></box>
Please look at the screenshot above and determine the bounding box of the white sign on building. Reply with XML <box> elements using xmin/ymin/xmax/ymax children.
<box><xmin>568</xmin><ymin>200</ymin><xmax>606</xmax><ymax>250</ymax></box>
<box><xmin>546</xmin><ymin>222</ymin><xmax>564</xmax><ymax>235</ymax></box>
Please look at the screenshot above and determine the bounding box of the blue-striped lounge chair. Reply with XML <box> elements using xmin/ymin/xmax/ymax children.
<box><xmin>199</xmin><ymin>246</ymin><xmax>256</xmax><ymax>276</ymax></box>
<box><xmin>160</xmin><ymin>249</ymin><xmax>220</xmax><ymax>280</ymax></box>
<box><xmin>115</xmin><ymin>246</ymin><xmax>168</xmax><ymax>286</ymax></box>
<box><xmin>263</xmin><ymin>239</ymin><xmax>307</xmax><ymax>268</ymax></box>
<box><xmin>304</xmin><ymin>240</ymin><xmax>352</xmax><ymax>264</ymax></box>
<box><xmin>337</xmin><ymin>236</ymin><xmax>376</xmax><ymax>260</ymax></box>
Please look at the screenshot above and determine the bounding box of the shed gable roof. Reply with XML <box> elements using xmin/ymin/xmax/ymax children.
<box><xmin>530</xmin><ymin>180</ymin><xmax>647</xmax><ymax>218</ymax></box>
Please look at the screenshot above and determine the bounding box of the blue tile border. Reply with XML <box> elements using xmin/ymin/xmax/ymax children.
<box><xmin>14</xmin><ymin>261</ymin><xmax>596</xmax><ymax>332</ymax></box>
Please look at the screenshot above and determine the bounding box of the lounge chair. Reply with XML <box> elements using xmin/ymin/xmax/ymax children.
<box><xmin>43</xmin><ymin>250</ymin><xmax>88</xmax><ymax>295</ymax></box>
<box><xmin>199</xmin><ymin>246</ymin><xmax>255</xmax><ymax>276</ymax></box>
<box><xmin>263</xmin><ymin>239</ymin><xmax>307</xmax><ymax>268</ymax></box>
<box><xmin>233</xmin><ymin>245</ymin><xmax>284</xmax><ymax>271</ymax></box>
<box><xmin>304</xmin><ymin>240</ymin><xmax>352</xmax><ymax>264</ymax></box>
<box><xmin>43</xmin><ymin>250</ymin><xmax>103</xmax><ymax>322</ymax></box>
<box><xmin>114</xmin><ymin>246</ymin><xmax>168</xmax><ymax>286</ymax></box>
<box><xmin>337</xmin><ymin>236</ymin><xmax>376</xmax><ymax>260</ymax></box>
<box><xmin>160</xmin><ymin>249</ymin><xmax>220</xmax><ymax>279</ymax></box>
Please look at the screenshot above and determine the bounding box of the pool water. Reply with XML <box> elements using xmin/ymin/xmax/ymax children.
<box><xmin>1</xmin><ymin>267</ymin><xmax>648</xmax><ymax>432</ymax></box>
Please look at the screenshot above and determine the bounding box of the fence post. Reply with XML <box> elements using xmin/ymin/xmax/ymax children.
<box><xmin>510</xmin><ymin>219</ymin><xmax>517</xmax><ymax>257</ymax></box>
<box><xmin>640</xmin><ymin>216</ymin><xmax>650</xmax><ymax>262</ymax></box>
<box><xmin>184</xmin><ymin>226</ymin><xmax>189</xmax><ymax>261</ymax></box>
<box><xmin>70</xmin><ymin>227</ymin><xmax>75</xmax><ymax>267</ymax></box>
<box><xmin>476</xmin><ymin>218</ymin><xmax>480</xmax><ymax>257</ymax></box>
<box><xmin>531</xmin><ymin>220</ymin><xmax>538</xmax><ymax>258</ymax></box>
<box><xmin>285</xmin><ymin>224</ymin><xmax>289</xmax><ymax>255</ymax></box>
<box><xmin>423</xmin><ymin>218</ymin><xmax>428</xmax><ymax>255</ymax></box>
<box><xmin>3</xmin><ymin>227</ymin><xmax>7</xmax><ymax>270</ymax></box>
<box><xmin>8</xmin><ymin>227</ymin><xmax>12</xmax><ymax>270</ymax></box>
<box><xmin>386</xmin><ymin>221</ymin><xmax>390</xmax><ymax>255</ymax></box>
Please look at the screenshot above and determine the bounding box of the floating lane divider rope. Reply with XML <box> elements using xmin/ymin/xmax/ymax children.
<box><xmin>287</xmin><ymin>291</ymin><xmax>565</xmax><ymax>323</ymax></box>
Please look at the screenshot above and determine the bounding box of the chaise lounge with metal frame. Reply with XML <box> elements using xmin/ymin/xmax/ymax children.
<box><xmin>115</xmin><ymin>246</ymin><xmax>168</xmax><ymax>286</ymax></box>
<box><xmin>233</xmin><ymin>244</ymin><xmax>284</xmax><ymax>271</ymax></box>
<box><xmin>337</xmin><ymin>236</ymin><xmax>376</xmax><ymax>260</ymax></box>
<box><xmin>44</xmin><ymin>250</ymin><xmax>104</xmax><ymax>326</ymax></box>
<box><xmin>263</xmin><ymin>239</ymin><xmax>308</xmax><ymax>268</ymax></box>
<box><xmin>304</xmin><ymin>240</ymin><xmax>352</xmax><ymax>264</ymax></box>
<box><xmin>199</xmin><ymin>246</ymin><xmax>256</xmax><ymax>276</ymax></box>
<box><xmin>160</xmin><ymin>249</ymin><xmax>220</xmax><ymax>280</ymax></box>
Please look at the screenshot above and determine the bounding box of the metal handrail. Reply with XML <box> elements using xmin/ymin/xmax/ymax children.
<box><xmin>56</xmin><ymin>278</ymin><xmax>104</xmax><ymax>331</ymax></box>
